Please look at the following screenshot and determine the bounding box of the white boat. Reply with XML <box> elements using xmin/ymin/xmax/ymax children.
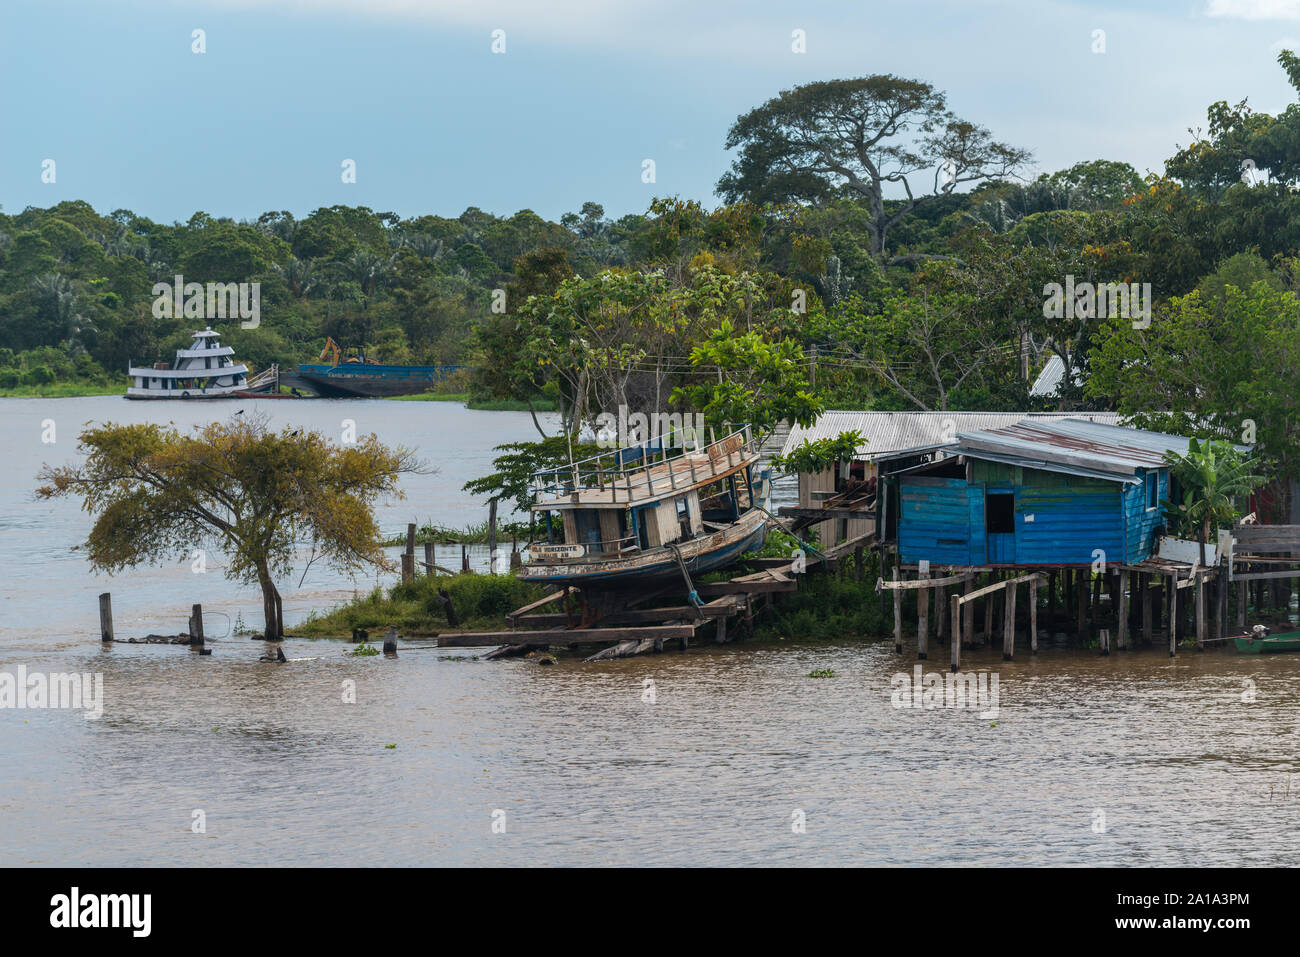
<box><xmin>126</xmin><ymin>329</ymin><xmax>251</xmax><ymax>399</ymax></box>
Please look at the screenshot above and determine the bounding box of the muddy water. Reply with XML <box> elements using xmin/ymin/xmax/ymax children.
<box><xmin>2</xmin><ymin>398</ymin><xmax>1298</xmax><ymax>865</ymax></box>
<box><xmin>2</xmin><ymin>637</ymin><xmax>1298</xmax><ymax>866</ymax></box>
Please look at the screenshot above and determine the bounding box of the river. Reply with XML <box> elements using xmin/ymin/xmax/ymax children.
<box><xmin>1</xmin><ymin>397</ymin><xmax>1298</xmax><ymax>865</ymax></box>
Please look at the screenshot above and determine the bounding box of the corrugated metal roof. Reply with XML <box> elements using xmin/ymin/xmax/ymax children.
<box><xmin>954</xmin><ymin>419</ymin><xmax>1200</xmax><ymax>481</ymax></box>
<box><xmin>781</xmin><ymin>410</ymin><xmax>1124</xmax><ymax>460</ymax></box>
<box><xmin>1029</xmin><ymin>354</ymin><xmax>1084</xmax><ymax>397</ymax></box>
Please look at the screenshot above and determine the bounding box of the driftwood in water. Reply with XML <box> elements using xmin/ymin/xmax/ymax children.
<box><xmin>484</xmin><ymin>642</ymin><xmax>533</xmax><ymax>660</ymax></box>
<box><xmin>584</xmin><ymin>638</ymin><xmax>659</xmax><ymax>662</ymax></box>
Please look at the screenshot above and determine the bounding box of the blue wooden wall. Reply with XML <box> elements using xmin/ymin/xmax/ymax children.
<box><xmin>898</xmin><ymin>464</ymin><xmax>1166</xmax><ymax>567</ymax></box>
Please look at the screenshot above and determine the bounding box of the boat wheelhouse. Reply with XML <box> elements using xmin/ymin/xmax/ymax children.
<box><xmin>521</xmin><ymin>425</ymin><xmax>771</xmax><ymax>590</ymax></box>
<box><xmin>126</xmin><ymin>329</ymin><xmax>249</xmax><ymax>399</ymax></box>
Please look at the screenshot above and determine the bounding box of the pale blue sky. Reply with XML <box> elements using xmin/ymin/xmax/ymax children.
<box><xmin>5</xmin><ymin>0</ymin><xmax>1300</xmax><ymax>224</ymax></box>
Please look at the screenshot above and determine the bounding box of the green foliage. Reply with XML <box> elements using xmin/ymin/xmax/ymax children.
<box><xmin>349</xmin><ymin>642</ymin><xmax>380</xmax><ymax>657</ymax></box>
<box><xmin>771</xmin><ymin>430</ymin><xmax>863</xmax><ymax>475</ymax></box>
<box><xmin>1161</xmin><ymin>438</ymin><xmax>1266</xmax><ymax>543</ymax></box>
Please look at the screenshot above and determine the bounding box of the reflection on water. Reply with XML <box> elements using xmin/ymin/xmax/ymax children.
<box><xmin>2</xmin><ymin>397</ymin><xmax>1297</xmax><ymax>865</ymax></box>
<box><xmin>2</xmin><ymin>636</ymin><xmax>1298</xmax><ymax>866</ymax></box>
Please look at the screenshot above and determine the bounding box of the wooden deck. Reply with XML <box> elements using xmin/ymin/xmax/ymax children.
<box><xmin>533</xmin><ymin>445</ymin><xmax>760</xmax><ymax>509</ymax></box>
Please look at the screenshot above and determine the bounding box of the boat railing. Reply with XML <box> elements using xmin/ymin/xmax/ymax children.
<box><xmin>528</xmin><ymin>535</ymin><xmax>639</xmax><ymax>561</ymax></box>
<box><xmin>530</xmin><ymin>425</ymin><xmax>757</xmax><ymax>505</ymax></box>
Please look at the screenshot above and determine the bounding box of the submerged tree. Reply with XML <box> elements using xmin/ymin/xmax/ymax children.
<box><xmin>37</xmin><ymin>415</ymin><xmax>421</xmax><ymax>639</ymax></box>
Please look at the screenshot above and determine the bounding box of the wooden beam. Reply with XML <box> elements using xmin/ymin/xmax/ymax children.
<box><xmin>437</xmin><ymin>625</ymin><xmax>695</xmax><ymax>647</ymax></box>
<box><xmin>893</xmin><ymin>568</ymin><xmax>903</xmax><ymax>654</ymax></box>
<box><xmin>950</xmin><ymin>593</ymin><xmax>961</xmax><ymax>672</ymax></box>
<box><xmin>507</xmin><ymin>587</ymin><xmax>571</xmax><ymax>623</ymax></box>
<box><xmin>1029</xmin><ymin>577</ymin><xmax>1038</xmax><ymax>653</ymax></box>
<box><xmin>1226</xmin><ymin>568</ymin><xmax>1300</xmax><ymax>583</ymax></box>
<box><xmin>1117</xmin><ymin>570</ymin><xmax>1129</xmax><ymax>650</ymax></box>
<box><xmin>697</xmin><ymin>579</ymin><xmax>796</xmax><ymax>596</ymax></box>
<box><xmin>879</xmin><ymin>571</ymin><xmax>975</xmax><ymax>591</ymax></box>
<box><xmin>954</xmin><ymin>572</ymin><xmax>1042</xmax><ymax>605</ymax></box>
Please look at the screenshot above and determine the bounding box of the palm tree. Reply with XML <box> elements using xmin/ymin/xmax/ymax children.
<box><xmin>1162</xmin><ymin>438</ymin><xmax>1266</xmax><ymax>564</ymax></box>
<box><xmin>274</xmin><ymin>256</ymin><xmax>318</xmax><ymax>297</ymax></box>
<box><xmin>31</xmin><ymin>273</ymin><xmax>94</xmax><ymax>352</ymax></box>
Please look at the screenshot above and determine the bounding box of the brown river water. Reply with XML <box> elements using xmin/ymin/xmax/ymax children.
<box><xmin>2</xmin><ymin>398</ymin><xmax>1299</xmax><ymax>865</ymax></box>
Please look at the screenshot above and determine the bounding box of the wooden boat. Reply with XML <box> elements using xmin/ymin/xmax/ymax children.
<box><xmin>1233</xmin><ymin>627</ymin><xmax>1300</xmax><ymax>654</ymax></box>
<box><xmin>520</xmin><ymin>426</ymin><xmax>772</xmax><ymax>591</ymax></box>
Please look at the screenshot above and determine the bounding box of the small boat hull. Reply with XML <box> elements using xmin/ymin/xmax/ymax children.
<box><xmin>520</xmin><ymin>510</ymin><xmax>768</xmax><ymax>588</ymax></box>
<box><xmin>1233</xmin><ymin>631</ymin><xmax>1300</xmax><ymax>654</ymax></box>
<box><xmin>294</xmin><ymin>363</ymin><xmax>463</xmax><ymax>398</ymax></box>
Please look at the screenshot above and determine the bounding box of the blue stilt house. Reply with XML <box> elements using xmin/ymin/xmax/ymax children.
<box><xmin>881</xmin><ymin>419</ymin><xmax>1199</xmax><ymax>568</ymax></box>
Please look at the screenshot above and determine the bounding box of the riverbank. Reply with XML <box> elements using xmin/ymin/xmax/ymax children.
<box><xmin>0</xmin><ymin>381</ymin><xmax>124</xmax><ymax>397</ymax></box>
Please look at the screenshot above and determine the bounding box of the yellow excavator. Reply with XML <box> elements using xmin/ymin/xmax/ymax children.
<box><xmin>319</xmin><ymin>337</ymin><xmax>379</xmax><ymax>366</ymax></box>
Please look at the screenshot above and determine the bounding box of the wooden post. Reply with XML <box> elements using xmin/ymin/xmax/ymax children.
<box><xmin>1169</xmin><ymin>572</ymin><xmax>1178</xmax><ymax>657</ymax></box>
<box><xmin>936</xmin><ymin>583</ymin><xmax>948</xmax><ymax>642</ymax></box>
<box><xmin>893</xmin><ymin>568</ymin><xmax>903</xmax><ymax>654</ymax></box>
<box><xmin>1237</xmin><ymin>569</ymin><xmax>1247</xmax><ymax>629</ymax></box>
<box><xmin>1076</xmin><ymin>571</ymin><xmax>1087</xmax><ymax>638</ymax></box>
<box><xmin>950</xmin><ymin>593</ymin><xmax>961</xmax><ymax>672</ymax></box>
<box><xmin>424</xmin><ymin>541</ymin><xmax>433</xmax><ymax>575</ymax></box>
<box><xmin>1099</xmin><ymin>627</ymin><xmax>1109</xmax><ymax>656</ymax></box>
<box><xmin>383</xmin><ymin>625</ymin><xmax>398</xmax><ymax>655</ymax></box>
<box><xmin>1217</xmin><ymin>562</ymin><xmax>1227</xmax><ymax>640</ymax></box>
<box><xmin>1142</xmin><ymin>573</ymin><xmax>1152</xmax><ymax>645</ymax></box>
<box><xmin>98</xmin><ymin>592</ymin><xmax>114</xmax><ymax>643</ymax></box>
<box><xmin>1003</xmin><ymin>580</ymin><xmax>1017</xmax><ymax>660</ymax></box>
<box><xmin>715</xmin><ymin>615</ymin><xmax>729</xmax><ymax>645</ymax></box>
<box><xmin>963</xmin><ymin>577</ymin><xmax>974</xmax><ymax>649</ymax></box>
<box><xmin>487</xmin><ymin>498</ymin><xmax>498</xmax><ymax>567</ymax></box>
<box><xmin>1030</xmin><ymin>575</ymin><xmax>1039</xmax><ymax>653</ymax></box>
<box><xmin>917</xmin><ymin>569</ymin><xmax>929</xmax><ymax>660</ymax></box>
<box><xmin>461</xmin><ymin>544</ymin><xmax>470</xmax><ymax>574</ymax></box>
<box><xmin>1047</xmin><ymin>571</ymin><xmax>1056</xmax><ymax>624</ymax></box>
<box><xmin>983</xmin><ymin>575</ymin><xmax>995</xmax><ymax>646</ymax></box>
<box><xmin>1117</xmin><ymin>570</ymin><xmax>1129</xmax><ymax>650</ymax></box>
<box><xmin>1196</xmin><ymin>575</ymin><xmax>1206</xmax><ymax>651</ymax></box>
<box><xmin>190</xmin><ymin>603</ymin><xmax>204</xmax><ymax>646</ymax></box>
<box><xmin>401</xmin><ymin>553</ymin><xmax>414</xmax><ymax>584</ymax></box>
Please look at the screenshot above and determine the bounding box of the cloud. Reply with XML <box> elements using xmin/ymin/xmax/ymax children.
<box><xmin>1207</xmin><ymin>0</ymin><xmax>1300</xmax><ymax>20</ymax></box>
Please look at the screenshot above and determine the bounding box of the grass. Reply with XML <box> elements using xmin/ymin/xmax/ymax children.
<box><xmin>0</xmin><ymin>381</ymin><xmax>125</xmax><ymax>397</ymax></box>
<box><xmin>379</xmin><ymin>519</ymin><xmax>531</xmax><ymax>546</ymax></box>
<box><xmin>295</xmin><ymin>571</ymin><xmax>549</xmax><ymax>637</ymax></box>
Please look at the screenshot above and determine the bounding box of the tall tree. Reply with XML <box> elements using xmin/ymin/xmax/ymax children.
<box><xmin>37</xmin><ymin>416</ymin><xmax>421</xmax><ymax>639</ymax></box>
<box><xmin>717</xmin><ymin>76</ymin><xmax>1031</xmax><ymax>260</ymax></box>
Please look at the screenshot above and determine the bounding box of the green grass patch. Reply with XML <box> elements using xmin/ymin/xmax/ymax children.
<box><xmin>295</xmin><ymin>572</ymin><xmax>549</xmax><ymax>637</ymax></box>
<box><xmin>379</xmin><ymin>519</ymin><xmax>531</xmax><ymax>546</ymax></box>
<box><xmin>0</xmin><ymin>380</ymin><xmax>125</xmax><ymax>397</ymax></box>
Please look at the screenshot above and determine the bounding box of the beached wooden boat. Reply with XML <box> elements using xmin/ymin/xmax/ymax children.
<box><xmin>520</xmin><ymin>426</ymin><xmax>772</xmax><ymax>591</ymax></box>
<box><xmin>1234</xmin><ymin>629</ymin><xmax>1300</xmax><ymax>654</ymax></box>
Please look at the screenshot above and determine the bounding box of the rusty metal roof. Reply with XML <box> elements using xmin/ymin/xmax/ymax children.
<box><xmin>953</xmin><ymin>419</ymin><xmax>1206</xmax><ymax>483</ymax></box>
<box><xmin>781</xmin><ymin>410</ymin><xmax>1123</xmax><ymax>461</ymax></box>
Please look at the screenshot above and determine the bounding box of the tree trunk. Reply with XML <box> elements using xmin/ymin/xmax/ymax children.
<box><xmin>257</xmin><ymin>562</ymin><xmax>282</xmax><ymax>640</ymax></box>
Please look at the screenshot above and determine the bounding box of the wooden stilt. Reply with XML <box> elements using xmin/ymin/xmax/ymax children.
<box><xmin>715</xmin><ymin>615</ymin><xmax>728</xmax><ymax>645</ymax></box>
<box><xmin>1002</xmin><ymin>580</ymin><xmax>1017</xmax><ymax>660</ymax></box>
<box><xmin>951</xmin><ymin>593</ymin><xmax>961</xmax><ymax>672</ymax></box>
<box><xmin>424</xmin><ymin>541</ymin><xmax>434</xmax><ymax>576</ymax></box>
<box><xmin>1047</xmin><ymin>571</ymin><xmax>1056</xmax><ymax>624</ymax></box>
<box><xmin>963</xmin><ymin>577</ymin><xmax>975</xmax><ymax>649</ymax></box>
<box><xmin>1216</xmin><ymin>563</ymin><xmax>1226</xmax><ymax>640</ymax></box>
<box><xmin>1142</xmin><ymin>573</ymin><xmax>1153</xmax><ymax>645</ymax></box>
<box><xmin>99</xmin><ymin>593</ymin><xmax>114</xmax><ymax>643</ymax></box>
<box><xmin>1237</xmin><ymin>571</ymin><xmax>1247</xmax><ymax>628</ymax></box>
<box><xmin>936</xmin><ymin>583</ymin><xmax>948</xmax><ymax>643</ymax></box>
<box><xmin>893</xmin><ymin>568</ymin><xmax>903</xmax><ymax>654</ymax></box>
<box><xmin>1099</xmin><ymin>627</ymin><xmax>1109</xmax><ymax>656</ymax></box>
<box><xmin>1169</xmin><ymin>572</ymin><xmax>1178</xmax><ymax>657</ymax></box>
<box><xmin>1196</xmin><ymin>575</ymin><xmax>1206</xmax><ymax>651</ymax></box>
<box><xmin>917</xmin><ymin>569</ymin><xmax>930</xmax><ymax>660</ymax></box>
<box><xmin>1030</xmin><ymin>576</ymin><xmax>1039</xmax><ymax>653</ymax></box>
<box><xmin>383</xmin><ymin>625</ymin><xmax>398</xmax><ymax>655</ymax></box>
<box><xmin>1117</xmin><ymin>570</ymin><xmax>1129</xmax><ymax>650</ymax></box>
<box><xmin>1076</xmin><ymin>571</ymin><xmax>1087</xmax><ymax>638</ymax></box>
<box><xmin>462</xmin><ymin>544</ymin><xmax>470</xmax><ymax>574</ymax></box>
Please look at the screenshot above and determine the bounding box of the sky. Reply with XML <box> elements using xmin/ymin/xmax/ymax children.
<box><xmin>5</xmin><ymin>0</ymin><xmax>1300</xmax><ymax>226</ymax></box>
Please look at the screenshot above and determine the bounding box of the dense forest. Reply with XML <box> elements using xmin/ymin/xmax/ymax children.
<box><xmin>4</xmin><ymin>58</ymin><xmax>1300</xmax><ymax>489</ymax></box>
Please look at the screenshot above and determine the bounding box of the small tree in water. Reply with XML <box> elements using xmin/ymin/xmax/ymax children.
<box><xmin>37</xmin><ymin>414</ymin><xmax>421</xmax><ymax>639</ymax></box>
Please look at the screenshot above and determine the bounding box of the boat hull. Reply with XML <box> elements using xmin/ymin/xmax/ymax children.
<box><xmin>519</xmin><ymin>511</ymin><xmax>769</xmax><ymax>588</ymax></box>
<box><xmin>294</xmin><ymin>363</ymin><xmax>462</xmax><ymax>398</ymax></box>
<box><xmin>1234</xmin><ymin>631</ymin><xmax>1300</xmax><ymax>654</ymax></box>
